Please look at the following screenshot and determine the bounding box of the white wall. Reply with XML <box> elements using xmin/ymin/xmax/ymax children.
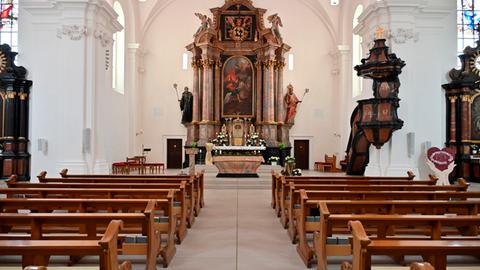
<box><xmin>140</xmin><ymin>0</ymin><xmax>339</xmax><ymax>168</ymax></box>
<box><xmin>20</xmin><ymin>0</ymin><xmax>128</xmax><ymax>176</ymax></box>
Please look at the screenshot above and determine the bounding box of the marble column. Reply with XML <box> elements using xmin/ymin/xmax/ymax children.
<box><xmin>262</xmin><ymin>57</ymin><xmax>278</xmax><ymax>146</ymax></box>
<box><xmin>448</xmin><ymin>96</ymin><xmax>457</xmax><ymax>144</ymax></box>
<box><xmin>199</xmin><ymin>57</ymin><xmax>215</xmax><ymax>145</ymax></box>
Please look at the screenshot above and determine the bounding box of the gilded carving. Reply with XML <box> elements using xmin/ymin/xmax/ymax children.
<box><xmin>448</xmin><ymin>96</ymin><xmax>458</xmax><ymax>103</ymax></box>
<box><xmin>263</xmin><ymin>60</ymin><xmax>277</xmax><ymax>68</ymax></box>
<box><xmin>461</xmin><ymin>95</ymin><xmax>472</xmax><ymax>103</ymax></box>
<box><xmin>19</xmin><ymin>93</ymin><xmax>28</xmax><ymax>100</ymax></box>
<box><xmin>6</xmin><ymin>92</ymin><xmax>16</xmax><ymax>99</ymax></box>
<box><xmin>201</xmin><ymin>59</ymin><xmax>215</xmax><ymax>68</ymax></box>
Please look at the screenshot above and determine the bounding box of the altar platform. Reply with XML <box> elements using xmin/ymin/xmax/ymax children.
<box><xmin>211</xmin><ymin>146</ymin><xmax>266</xmax><ymax>177</ymax></box>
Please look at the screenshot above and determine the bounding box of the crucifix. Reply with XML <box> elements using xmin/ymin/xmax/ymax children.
<box><xmin>375</xmin><ymin>26</ymin><xmax>385</xmax><ymax>40</ymax></box>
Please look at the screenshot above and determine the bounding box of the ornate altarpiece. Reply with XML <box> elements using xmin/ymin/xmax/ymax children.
<box><xmin>443</xmin><ymin>40</ymin><xmax>480</xmax><ymax>182</ymax></box>
<box><xmin>185</xmin><ymin>0</ymin><xmax>291</xmax><ymax>159</ymax></box>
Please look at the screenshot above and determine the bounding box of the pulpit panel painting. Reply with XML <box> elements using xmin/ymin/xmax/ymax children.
<box><xmin>222</xmin><ymin>56</ymin><xmax>254</xmax><ymax>118</ymax></box>
<box><xmin>472</xmin><ymin>94</ymin><xmax>480</xmax><ymax>141</ymax></box>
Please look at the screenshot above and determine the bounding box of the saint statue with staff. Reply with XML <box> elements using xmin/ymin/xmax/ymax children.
<box><xmin>284</xmin><ymin>84</ymin><xmax>309</xmax><ymax>124</ymax></box>
<box><xmin>174</xmin><ymin>84</ymin><xmax>193</xmax><ymax>125</ymax></box>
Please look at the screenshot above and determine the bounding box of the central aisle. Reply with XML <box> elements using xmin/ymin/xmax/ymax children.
<box><xmin>166</xmin><ymin>187</ymin><xmax>304</xmax><ymax>270</ymax></box>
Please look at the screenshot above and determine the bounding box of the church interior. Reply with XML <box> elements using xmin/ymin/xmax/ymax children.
<box><xmin>1</xmin><ymin>0</ymin><xmax>480</xmax><ymax>269</ymax></box>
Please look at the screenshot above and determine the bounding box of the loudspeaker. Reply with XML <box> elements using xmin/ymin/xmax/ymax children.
<box><xmin>37</xmin><ymin>138</ymin><xmax>48</xmax><ymax>154</ymax></box>
<box><xmin>83</xmin><ymin>128</ymin><xmax>91</xmax><ymax>153</ymax></box>
<box><xmin>407</xmin><ymin>132</ymin><xmax>415</xmax><ymax>158</ymax></box>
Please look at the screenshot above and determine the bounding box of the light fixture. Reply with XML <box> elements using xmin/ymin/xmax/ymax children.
<box><xmin>288</xmin><ymin>54</ymin><xmax>294</xmax><ymax>71</ymax></box>
<box><xmin>331</xmin><ymin>0</ymin><xmax>339</xmax><ymax>6</ymax></box>
<box><xmin>182</xmin><ymin>53</ymin><xmax>189</xmax><ymax>70</ymax></box>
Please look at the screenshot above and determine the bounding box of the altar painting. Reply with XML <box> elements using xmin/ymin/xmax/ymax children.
<box><xmin>222</xmin><ymin>56</ymin><xmax>254</xmax><ymax>117</ymax></box>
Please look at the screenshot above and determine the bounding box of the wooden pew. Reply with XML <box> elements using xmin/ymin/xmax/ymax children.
<box><xmin>0</xmin><ymin>187</ymin><xmax>188</xmax><ymax>244</ymax></box>
<box><xmin>0</xmin><ymin>209</ymin><xmax>172</xmax><ymax>269</ymax></box>
<box><xmin>0</xmin><ymin>220</ymin><xmax>132</xmax><ymax>270</ymax></box>
<box><xmin>305</xmin><ymin>200</ymin><xmax>480</xmax><ymax>269</ymax></box>
<box><xmin>38</xmin><ymin>171</ymin><xmax>202</xmax><ymax>218</ymax></box>
<box><xmin>0</xmin><ymin>198</ymin><xmax>176</xmax><ymax>268</ymax></box>
<box><xmin>271</xmin><ymin>171</ymin><xmax>427</xmax><ymax>214</ymax></box>
<box><xmin>281</xmin><ymin>179</ymin><xmax>469</xmax><ymax>233</ymax></box>
<box><xmin>346</xmin><ymin>220</ymin><xmax>480</xmax><ymax>270</ymax></box>
<box><xmin>294</xmin><ymin>190</ymin><xmax>480</xmax><ymax>268</ymax></box>
<box><xmin>8</xmin><ymin>175</ymin><xmax>196</xmax><ymax>230</ymax></box>
<box><xmin>59</xmin><ymin>168</ymin><xmax>205</xmax><ymax>209</ymax></box>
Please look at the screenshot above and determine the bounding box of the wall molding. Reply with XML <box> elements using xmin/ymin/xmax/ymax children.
<box><xmin>389</xmin><ymin>28</ymin><xmax>419</xmax><ymax>44</ymax></box>
<box><xmin>56</xmin><ymin>24</ymin><xmax>87</xmax><ymax>40</ymax></box>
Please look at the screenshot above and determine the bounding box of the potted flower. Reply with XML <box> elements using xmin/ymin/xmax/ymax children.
<box><xmin>284</xmin><ymin>156</ymin><xmax>296</xmax><ymax>175</ymax></box>
<box><xmin>268</xmin><ymin>156</ymin><xmax>280</xmax><ymax>166</ymax></box>
<box><xmin>472</xmin><ymin>145</ymin><xmax>479</xmax><ymax>155</ymax></box>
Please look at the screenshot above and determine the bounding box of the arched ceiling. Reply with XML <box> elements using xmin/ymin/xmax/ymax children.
<box><xmin>137</xmin><ymin>0</ymin><xmax>340</xmax><ymax>45</ymax></box>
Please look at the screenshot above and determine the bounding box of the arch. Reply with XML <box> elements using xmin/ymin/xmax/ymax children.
<box><xmin>141</xmin><ymin>0</ymin><xmax>338</xmax><ymax>46</ymax></box>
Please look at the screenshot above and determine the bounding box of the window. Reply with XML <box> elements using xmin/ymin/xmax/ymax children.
<box><xmin>458</xmin><ymin>1</ymin><xmax>480</xmax><ymax>62</ymax></box>
<box><xmin>352</xmin><ymin>5</ymin><xmax>364</xmax><ymax>98</ymax></box>
<box><xmin>112</xmin><ymin>1</ymin><xmax>125</xmax><ymax>94</ymax></box>
<box><xmin>0</xmin><ymin>0</ymin><xmax>18</xmax><ymax>52</ymax></box>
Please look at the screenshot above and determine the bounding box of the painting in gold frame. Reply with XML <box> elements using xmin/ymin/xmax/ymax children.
<box><xmin>222</xmin><ymin>55</ymin><xmax>255</xmax><ymax>118</ymax></box>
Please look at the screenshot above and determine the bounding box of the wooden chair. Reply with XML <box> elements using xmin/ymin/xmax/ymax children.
<box><xmin>315</xmin><ymin>155</ymin><xmax>338</xmax><ymax>172</ymax></box>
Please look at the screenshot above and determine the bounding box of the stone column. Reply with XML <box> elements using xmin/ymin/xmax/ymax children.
<box><xmin>255</xmin><ymin>59</ymin><xmax>263</xmax><ymax>123</ymax></box>
<box><xmin>262</xmin><ymin>56</ymin><xmax>278</xmax><ymax>146</ymax></box>
<box><xmin>448</xmin><ymin>96</ymin><xmax>457</xmax><ymax>144</ymax></box>
<box><xmin>127</xmin><ymin>43</ymin><xmax>141</xmax><ymax>156</ymax></box>
<box><xmin>336</xmin><ymin>45</ymin><xmax>352</xmax><ymax>159</ymax></box>
<box><xmin>199</xmin><ymin>57</ymin><xmax>215</xmax><ymax>145</ymax></box>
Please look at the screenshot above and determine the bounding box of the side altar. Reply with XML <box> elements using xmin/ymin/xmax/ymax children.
<box><xmin>178</xmin><ymin>0</ymin><xmax>305</xmax><ymax>165</ymax></box>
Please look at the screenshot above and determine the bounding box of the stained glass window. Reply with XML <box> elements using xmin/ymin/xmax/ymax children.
<box><xmin>0</xmin><ymin>0</ymin><xmax>18</xmax><ymax>52</ymax></box>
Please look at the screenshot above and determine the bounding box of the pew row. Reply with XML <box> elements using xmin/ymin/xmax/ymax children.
<box><xmin>37</xmin><ymin>172</ymin><xmax>202</xmax><ymax>217</ymax></box>
<box><xmin>295</xmin><ymin>190</ymin><xmax>480</xmax><ymax>268</ymax></box>
<box><xmin>0</xmin><ymin>220</ymin><xmax>132</xmax><ymax>270</ymax></box>
<box><xmin>59</xmin><ymin>168</ymin><xmax>205</xmax><ymax>209</ymax></box>
<box><xmin>271</xmin><ymin>171</ymin><xmax>431</xmax><ymax>214</ymax></box>
<box><xmin>345</xmin><ymin>220</ymin><xmax>480</xmax><ymax>270</ymax></box>
<box><xmin>8</xmin><ymin>175</ymin><xmax>196</xmax><ymax>230</ymax></box>
<box><xmin>0</xmin><ymin>187</ymin><xmax>188</xmax><ymax>245</ymax></box>
<box><xmin>282</xmin><ymin>180</ymin><xmax>469</xmax><ymax>237</ymax></box>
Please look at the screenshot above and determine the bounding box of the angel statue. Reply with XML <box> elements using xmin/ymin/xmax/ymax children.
<box><xmin>267</xmin><ymin>13</ymin><xmax>283</xmax><ymax>40</ymax></box>
<box><xmin>194</xmin><ymin>13</ymin><xmax>212</xmax><ymax>37</ymax></box>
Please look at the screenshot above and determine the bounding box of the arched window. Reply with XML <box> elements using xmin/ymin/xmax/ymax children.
<box><xmin>112</xmin><ymin>1</ymin><xmax>125</xmax><ymax>94</ymax></box>
<box><xmin>352</xmin><ymin>5</ymin><xmax>364</xmax><ymax>98</ymax></box>
<box><xmin>0</xmin><ymin>0</ymin><xmax>18</xmax><ymax>52</ymax></box>
<box><xmin>458</xmin><ymin>1</ymin><xmax>480</xmax><ymax>64</ymax></box>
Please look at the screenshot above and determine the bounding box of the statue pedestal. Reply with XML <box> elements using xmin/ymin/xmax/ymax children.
<box><xmin>185</xmin><ymin>148</ymin><xmax>200</xmax><ymax>175</ymax></box>
<box><xmin>205</xmin><ymin>143</ymin><xmax>214</xmax><ymax>165</ymax></box>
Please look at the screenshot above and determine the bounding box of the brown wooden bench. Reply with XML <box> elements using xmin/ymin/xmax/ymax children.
<box><xmin>346</xmin><ymin>220</ymin><xmax>480</xmax><ymax>270</ymax></box>
<box><xmin>59</xmin><ymin>169</ymin><xmax>205</xmax><ymax>209</ymax></box>
<box><xmin>305</xmin><ymin>200</ymin><xmax>480</xmax><ymax>269</ymax></box>
<box><xmin>0</xmin><ymin>198</ymin><xmax>176</xmax><ymax>268</ymax></box>
<box><xmin>271</xmin><ymin>171</ymin><xmax>422</xmax><ymax>212</ymax></box>
<box><xmin>9</xmin><ymin>175</ymin><xmax>196</xmax><ymax>230</ymax></box>
<box><xmin>281</xmin><ymin>179</ymin><xmax>469</xmax><ymax>233</ymax></box>
<box><xmin>39</xmin><ymin>171</ymin><xmax>203</xmax><ymax>217</ymax></box>
<box><xmin>0</xmin><ymin>220</ymin><xmax>131</xmax><ymax>270</ymax></box>
<box><xmin>0</xmin><ymin>187</ymin><xmax>188</xmax><ymax>244</ymax></box>
<box><xmin>0</xmin><ymin>209</ymin><xmax>172</xmax><ymax>269</ymax></box>
<box><xmin>293</xmin><ymin>190</ymin><xmax>480</xmax><ymax>268</ymax></box>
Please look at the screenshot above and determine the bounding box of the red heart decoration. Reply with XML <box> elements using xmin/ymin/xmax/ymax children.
<box><xmin>427</xmin><ymin>147</ymin><xmax>455</xmax><ymax>172</ymax></box>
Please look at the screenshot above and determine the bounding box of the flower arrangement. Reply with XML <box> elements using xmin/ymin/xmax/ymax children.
<box><xmin>268</xmin><ymin>156</ymin><xmax>280</xmax><ymax>162</ymax></box>
<box><xmin>472</xmin><ymin>144</ymin><xmax>479</xmax><ymax>154</ymax></box>
<box><xmin>285</xmin><ymin>156</ymin><xmax>295</xmax><ymax>163</ymax></box>
<box><xmin>211</xmin><ymin>132</ymin><xmax>228</xmax><ymax>146</ymax></box>
<box><xmin>191</xmin><ymin>141</ymin><xmax>198</xmax><ymax>148</ymax></box>
<box><xmin>246</xmin><ymin>132</ymin><xmax>266</xmax><ymax>147</ymax></box>
<box><xmin>279</xmin><ymin>143</ymin><xmax>286</xmax><ymax>150</ymax></box>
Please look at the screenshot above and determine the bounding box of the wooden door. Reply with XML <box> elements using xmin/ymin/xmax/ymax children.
<box><xmin>167</xmin><ymin>139</ymin><xmax>183</xmax><ymax>169</ymax></box>
<box><xmin>294</xmin><ymin>140</ymin><xmax>309</xmax><ymax>170</ymax></box>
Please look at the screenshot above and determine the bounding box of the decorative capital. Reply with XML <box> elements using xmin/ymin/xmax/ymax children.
<box><xmin>461</xmin><ymin>95</ymin><xmax>472</xmax><ymax>103</ymax></box>
<box><xmin>201</xmin><ymin>59</ymin><xmax>215</xmax><ymax>68</ymax></box>
<box><xmin>263</xmin><ymin>59</ymin><xmax>277</xmax><ymax>68</ymax></box>
<box><xmin>448</xmin><ymin>96</ymin><xmax>458</xmax><ymax>103</ymax></box>
<box><xmin>94</xmin><ymin>30</ymin><xmax>113</xmax><ymax>47</ymax></box>
<box><xmin>57</xmin><ymin>25</ymin><xmax>87</xmax><ymax>41</ymax></box>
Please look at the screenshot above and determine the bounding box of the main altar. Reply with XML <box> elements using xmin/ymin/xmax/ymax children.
<box><xmin>181</xmin><ymin>0</ymin><xmax>296</xmax><ymax>167</ymax></box>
